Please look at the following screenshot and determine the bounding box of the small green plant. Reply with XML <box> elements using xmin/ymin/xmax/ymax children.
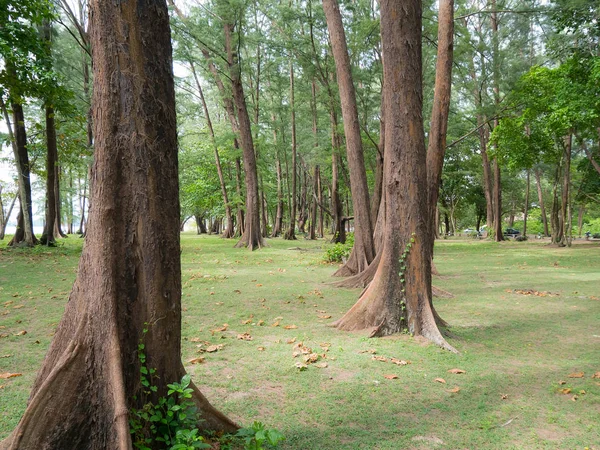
<box><xmin>323</xmin><ymin>233</ymin><xmax>354</xmax><ymax>263</ymax></box>
<box><xmin>396</xmin><ymin>232</ymin><xmax>416</xmax><ymax>329</ymax></box>
<box><xmin>236</xmin><ymin>421</ymin><xmax>285</xmax><ymax>450</ymax></box>
<box><xmin>130</xmin><ymin>330</ymin><xmax>211</xmax><ymax>450</ymax></box>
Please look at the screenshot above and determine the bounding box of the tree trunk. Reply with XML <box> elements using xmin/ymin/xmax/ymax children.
<box><xmin>577</xmin><ymin>204</ymin><xmax>584</xmax><ymax>237</ymax></box>
<box><xmin>324</xmin><ymin>0</ymin><xmax>374</xmax><ymax>276</ymax></box>
<box><xmin>535</xmin><ymin>167</ymin><xmax>549</xmax><ymax>236</ymax></box>
<box><xmin>523</xmin><ymin>170</ymin><xmax>530</xmax><ymax>237</ymax></box>
<box><xmin>0</xmin><ymin>189</ymin><xmax>17</xmax><ymax>240</ymax></box>
<box><xmin>3</xmin><ymin>100</ymin><xmax>37</xmax><ymax>247</ymax></box>
<box><xmin>224</xmin><ymin>22</ymin><xmax>264</xmax><ymax>250</ymax></box>
<box><xmin>330</xmin><ymin>108</ymin><xmax>345</xmax><ymax>244</ymax></box>
<box><xmin>560</xmin><ymin>134</ymin><xmax>572</xmax><ymax>247</ymax></box>
<box><xmin>271</xmin><ymin>123</ymin><xmax>284</xmax><ymax>238</ymax></box>
<box><xmin>298</xmin><ymin>166</ymin><xmax>308</xmax><ymax>233</ymax></box>
<box><xmin>191</xmin><ymin>61</ymin><xmax>234</xmax><ymax>239</ymax></box>
<box><xmin>284</xmin><ymin>63</ymin><xmax>297</xmax><ymax>240</ymax></box>
<box><xmin>235</xmin><ymin>158</ymin><xmax>245</xmax><ymax>237</ymax></box>
<box><xmin>550</xmin><ymin>165</ymin><xmax>562</xmax><ymax>244</ymax></box>
<box><xmin>493</xmin><ymin>158</ymin><xmax>503</xmax><ymax>241</ymax></box>
<box><xmin>491</xmin><ymin>1</ymin><xmax>503</xmax><ymax>242</ymax></box>
<box><xmin>333</xmin><ymin>0</ymin><xmax>454</xmax><ymax>352</ymax></box>
<box><xmin>40</xmin><ymin>105</ymin><xmax>58</xmax><ymax>246</ymax></box>
<box><xmin>309</xmin><ymin>165</ymin><xmax>319</xmax><ymax>240</ymax></box>
<box><xmin>0</xmin><ymin>2</ymin><xmax>236</xmax><ymax>448</ymax></box>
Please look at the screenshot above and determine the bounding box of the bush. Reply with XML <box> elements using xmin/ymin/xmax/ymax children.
<box><xmin>323</xmin><ymin>233</ymin><xmax>354</xmax><ymax>263</ymax></box>
<box><xmin>593</xmin><ymin>233</ymin><xmax>600</xmax><ymax>239</ymax></box>
<box><xmin>515</xmin><ymin>235</ymin><xmax>528</xmax><ymax>242</ymax></box>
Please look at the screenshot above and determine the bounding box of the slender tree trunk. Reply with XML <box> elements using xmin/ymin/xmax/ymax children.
<box><xmin>523</xmin><ymin>170</ymin><xmax>530</xmax><ymax>237</ymax></box>
<box><xmin>334</xmin><ymin>0</ymin><xmax>454</xmax><ymax>351</ymax></box>
<box><xmin>0</xmin><ymin>2</ymin><xmax>236</xmax><ymax>447</ymax></box>
<box><xmin>191</xmin><ymin>61</ymin><xmax>234</xmax><ymax>238</ymax></box>
<box><xmin>551</xmin><ymin>165</ymin><xmax>562</xmax><ymax>244</ymax></box>
<box><xmin>0</xmin><ymin>190</ymin><xmax>17</xmax><ymax>240</ymax></box>
<box><xmin>40</xmin><ymin>105</ymin><xmax>58</xmax><ymax>246</ymax></box>
<box><xmin>560</xmin><ymin>134</ymin><xmax>572</xmax><ymax>246</ymax></box>
<box><xmin>6</xmin><ymin>101</ymin><xmax>37</xmax><ymax>247</ymax></box>
<box><xmin>235</xmin><ymin>158</ymin><xmax>244</xmax><ymax>236</ymax></box>
<box><xmin>491</xmin><ymin>1</ymin><xmax>503</xmax><ymax>242</ymax></box>
<box><xmin>323</xmin><ymin>0</ymin><xmax>374</xmax><ymax>274</ymax></box>
<box><xmin>77</xmin><ymin>176</ymin><xmax>87</xmax><ymax>235</ymax></box>
<box><xmin>285</xmin><ymin>63</ymin><xmax>298</xmax><ymax>240</ymax></box>
<box><xmin>577</xmin><ymin>204</ymin><xmax>584</xmax><ymax>237</ymax></box>
<box><xmin>330</xmin><ymin>108</ymin><xmax>345</xmax><ymax>244</ymax></box>
<box><xmin>271</xmin><ymin>121</ymin><xmax>284</xmax><ymax>238</ymax></box>
<box><xmin>535</xmin><ymin>167</ymin><xmax>549</xmax><ymax>236</ymax></box>
<box><xmin>309</xmin><ymin>165</ymin><xmax>319</xmax><ymax>240</ymax></box>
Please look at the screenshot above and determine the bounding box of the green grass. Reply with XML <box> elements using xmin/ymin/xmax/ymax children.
<box><xmin>1</xmin><ymin>234</ymin><xmax>599</xmax><ymax>449</ymax></box>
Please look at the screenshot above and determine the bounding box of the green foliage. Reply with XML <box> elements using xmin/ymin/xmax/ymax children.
<box><xmin>236</xmin><ymin>422</ymin><xmax>285</xmax><ymax>450</ymax></box>
<box><xmin>130</xmin><ymin>336</ymin><xmax>211</xmax><ymax>450</ymax></box>
<box><xmin>323</xmin><ymin>233</ymin><xmax>354</xmax><ymax>263</ymax></box>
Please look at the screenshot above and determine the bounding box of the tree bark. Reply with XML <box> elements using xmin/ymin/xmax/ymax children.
<box><xmin>324</xmin><ymin>0</ymin><xmax>374</xmax><ymax>275</ymax></box>
<box><xmin>1</xmin><ymin>1</ymin><xmax>236</xmax><ymax>448</ymax></box>
<box><xmin>284</xmin><ymin>63</ymin><xmax>297</xmax><ymax>240</ymax></box>
<box><xmin>0</xmin><ymin>189</ymin><xmax>17</xmax><ymax>240</ymax></box>
<box><xmin>535</xmin><ymin>167</ymin><xmax>549</xmax><ymax>236</ymax></box>
<box><xmin>40</xmin><ymin>105</ymin><xmax>58</xmax><ymax>246</ymax></box>
<box><xmin>333</xmin><ymin>0</ymin><xmax>455</xmax><ymax>352</ymax></box>
<box><xmin>523</xmin><ymin>170</ymin><xmax>530</xmax><ymax>237</ymax></box>
<box><xmin>560</xmin><ymin>134</ymin><xmax>572</xmax><ymax>246</ymax></box>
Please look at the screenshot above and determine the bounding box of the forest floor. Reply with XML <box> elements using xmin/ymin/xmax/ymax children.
<box><xmin>1</xmin><ymin>234</ymin><xmax>599</xmax><ymax>449</ymax></box>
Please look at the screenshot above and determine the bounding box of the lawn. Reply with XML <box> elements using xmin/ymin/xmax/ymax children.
<box><xmin>1</xmin><ymin>234</ymin><xmax>599</xmax><ymax>449</ymax></box>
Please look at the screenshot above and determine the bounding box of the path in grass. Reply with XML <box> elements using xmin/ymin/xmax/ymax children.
<box><xmin>1</xmin><ymin>235</ymin><xmax>599</xmax><ymax>449</ymax></box>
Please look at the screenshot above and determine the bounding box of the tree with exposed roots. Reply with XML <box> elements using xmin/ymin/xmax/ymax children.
<box><xmin>332</xmin><ymin>0</ymin><xmax>455</xmax><ymax>352</ymax></box>
<box><xmin>0</xmin><ymin>1</ymin><xmax>237</xmax><ymax>448</ymax></box>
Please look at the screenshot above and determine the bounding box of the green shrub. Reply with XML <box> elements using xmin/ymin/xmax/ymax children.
<box><xmin>323</xmin><ymin>233</ymin><xmax>354</xmax><ymax>263</ymax></box>
<box><xmin>593</xmin><ymin>233</ymin><xmax>600</xmax><ymax>239</ymax></box>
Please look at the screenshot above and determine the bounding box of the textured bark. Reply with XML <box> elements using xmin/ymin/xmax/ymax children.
<box><xmin>535</xmin><ymin>167</ymin><xmax>549</xmax><ymax>236</ymax></box>
<box><xmin>333</xmin><ymin>0</ymin><xmax>455</xmax><ymax>352</ymax></box>
<box><xmin>284</xmin><ymin>64</ymin><xmax>297</xmax><ymax>240</ymax></box>
<box><xmin>309</xmin><ymin>165</ymin><xmax>319</xmax><ymax>240</ymax></box>
<box><xmin>560</xmin><ymin>135</ymin><xmax>572</xmax><ymax>247</ymax></box>
<box><xmin>0</xmin><ymin>189</ymin><xmax>17</xmax><ymax>240</ymax></box>
<box><xmin>324</xmin><ymin>0</ymin><xmax>374</xmax><ymax>275</ymax></box>
<box><xmin>491</xmin><ymin>1</ymin><xmax>503</xmax><ymax>242</ymax></box>
<box><xmin>0</xmin><ymin>2</ymin><xmax>236</xmax><ymax>447</ymax></box>
<box><xmin>330</xmin><ymin>109</ymin><xmax>345</xmax><ymax>244</ymax></box>
<box><xmin>271</xmin><ymin>120</ymin><xmax>284</xmax><ymax>238</ymax></box>
<box><xmin>235</xmin><ymin>158</ymin><xmax>245</xmax><ymax>237</ymax></box>
<box><xmin>493</xmin><ymin>158</ymin><xmax>504</xmax><ymax>241</ymax></box>
<box><xmin>523</xmin><ymin>170</ymin><xmax>530</xmax><ymax>237</ymax></box>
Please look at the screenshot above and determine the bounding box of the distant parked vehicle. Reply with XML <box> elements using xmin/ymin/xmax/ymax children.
<box><xmin>503</xmin><ymin>228</ymin><xmax>521</xmax><ymax>238</ymax></box>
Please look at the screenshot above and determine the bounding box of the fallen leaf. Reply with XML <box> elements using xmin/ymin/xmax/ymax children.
<box><xmin>558</xmin><ymin>380</ymin><xmax>566</xmax><ymax>385</ymax></box>
<box><xmin>391</xmin><ymin>358</ymin><xmax>410</xmax><ymax>366</ymax></box>
<box><xmin>271</xmin><ymin>321</ymin><xmax>280</xmax><ymax>327</ymax></box>
<box><xmin>0</xmin><ymin>373</ymin><xmax>22</xmax><ymax>379</ymax></box>
<box><xmin>1</xmin><ymin>355</ymin><xmax>11</xmax><ymax>358</ymax></box>
<box><xmin>568</xmin><ymin>372</ymin><xmax>584</xmax><ymax>378</ymax></box>
<box><xmin>579</xmin><ymin>390</ymin><xmax>586</xmax><ymax>395</ymax></box>
<box><xmin>257</xmin><ymin>347</ymin><xmax>265</xmax><ymax>351</ymax></box>
<box><xmin>233</xmin><ymin>289</ymin><xmax>241</xmax><ymax>294</ymax></box>
<box><xmin>0</xmin><ymin>334</ymin><xmax>8</xmax><ymax>339</ymax></box>
<box><xmin>560</xmin><ymin>388</ymin><xmax>572</xmax><ymax>394</ymax></box>
<box><xmin>13</xmin><ymin>305</ymin><xmax>24</xmax><ymax>309</ymax></box>
<box><xmin>205</xmin><ymin>345</ymin><xmax>223</xmax><ymax>353</ymax></box>
<box><xmin>257</xmin><ymin>320</ymin><xmax>264</xmax><ymax>326</ymax></box>
<box><xmin>501</xmin><ymin>394</ymin><xmax>508</xmax><ymax>399</ymax></box>
<box><xmin>284</xmin><ymin>324</ymin><xmax>298</xmax><ymax>329</ymax></box>
<box><xmin>190</xmin><ymin>337</ymin><xmax>202</xmax><ymax>343</ymax></box>
<box><xmin>319</xmin><ymin>342</ymin><xmax>331</xmax><ymax>349</ymax></box>
<box><xmin>383</xmin><ymin>374</ymin><xmax>398</xmax><ymax>380</ymax></box>
<box><xmin>188</xmin><ymin>357</ymin><xmax>205</xmax><ymax>364</ymax></box>
<box><xmin>434</xmin><ymin>378</ymin><xmax>446</xmax><ymax>384</ymax></box>
<box><xmin>359</xmin><ymin>349</ymin><xmax>377</xmax><ymax>354</ymax></box>
<box><xmin>447</xmin><ymin>386</ymin><xmax>460</xmax><ymax>393</ymax></box>
<box><xmin>0</xmin><ymin>385</ymin><xmax>4</xmax><ymax>389</ymax></box>
<box><xmin>318</xmin><ymin>315</ymin><xmax>332</xmax><ymax>319</ymax></box>
<box><xmin>241</xmin><ymin>319</ymin><xmax>252</xmax><ymax>325</ymax></box>
<box><xmin>237</xmin><ymin>333</ymin><xmax>253</xmax><ymax>341</ymax></box>
<box><xmin>292</xmin><ymin>351</ymin><xmax>300</xmax><ymax>358</ymax></box>
<box><xmin>372</xmin><ymin>356</ymin><xmax>388</xmax><ymax>362</ymax></box>
<box><xmin>448</xmin><ymin>368</ymin><xmax>466</xmax><ymax>374</ymax></box>
<box><xmin>317</xmin><ymin>310</ymin><xmax>327</xmax><ymax>313</ymax></box>
<box><xmin>304</xmin><ymin>353</ymin><xmax>319</xmax><ymax>363</ymax></box>
<box><xmin>14</xmin><ymin>330</ymin><xmax>27</xmax><ymax>336</ymax></box>
<box><xmin>591</xmin><ymin>372</ymin><xmax>600</xmax><ymax>379</ymax></box>
<box><xmin>315</xmin><ymin>362</ymin><xmax>328</xmax><ymax>368</ymax></box>
<box><xmin>294</xmin><ymin>362</ymin><xmax>308</xmax><ymax>371</ymax></box>
<box><xmin>211</xmin><ymin>324</ymin><xmax>229</xmax><ymax>334</ymax></box>
<box><xmin>287</xmin><ymin>337</ymin><xmax>297</xmax><ymax>344</ymax></box>
<box><xmin>571</xmin><ymin>395</ymin><xmax>578</xmax><ymax>401</ymax></box>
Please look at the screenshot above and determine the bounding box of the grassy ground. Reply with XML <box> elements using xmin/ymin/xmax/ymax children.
<box><xmin>1</xmin><ymin>234</ymin><xmax>599</xmax><ymax>449</ymax></box>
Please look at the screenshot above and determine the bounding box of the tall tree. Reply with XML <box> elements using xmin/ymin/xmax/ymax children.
<box><xmin>0</xmin><ymin>1</ymin><xmax>236</xmax><ymax>446</ymax></box>
<box><xmin>323</xmin><ymin>0</ymin><xmax>375</xmax><ymax>275</ymax></box>
<box><xmin>332</xmin><ymin>0</ymin><xmax>455</xmax><ymax>351</ymax></box>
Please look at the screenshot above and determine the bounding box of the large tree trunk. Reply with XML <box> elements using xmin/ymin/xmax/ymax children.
<box><xmin>333</xmin><ymin>0</ymin><xmax>455</xmax><ymax>352</ymax></box>
<box><xmin>324</xmin><ymin>0</ymin><xmax>374</xmax><ymax>275</ymax></box>
<box><xmin>0</xmin><ymin>2</ymin><xmax>236</xmax><ymax>448</ymax></box>
<box><xmin>284</xmin><ymin>63</ymin><xmax>297</xmax><ymax>240</ymax></box>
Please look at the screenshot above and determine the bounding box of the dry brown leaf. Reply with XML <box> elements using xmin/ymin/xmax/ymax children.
<box><xmin>14</xmin><ymin>330</ymin><xmax>27</xmax><ymax>336</ymax></box>
<box><xmin>0</xmin><ymin>373</ymin><xmax>23</xmax><ymax>379</ymax></box>
<box><xmin>256</xmin><ymin>284</ymin><xmax>263</xmax><ymax>287</ymax></box>
<box><xmin>314</xmin><ymin>362</ymin><xmax>328</xmax><ymax>369</ymax></box>
<box><xmin>448</xmin><ymin>368</ymin><xmax>466</xmax><ymax>374</ymax></box>
<box><xmin>189</xmin><ymin>337</ymin><xmax>202</xmax><ymax>343</ymax></box>
<box><xmin>571</xmin><ymin>395</ymin><xmax>578</xmax><ymax>401</ymax></box>
<box><xmin>317</xmin><ymin>310</ymin><xmax>327</xmax><ymax>313</ymax></box>
<box><xmin>579</xmin><ymin>390</ymin><xmax>586</xmax><ymax>395</ymax></box>
<box><xmin>391</xmin><ymin>358</ymin><xmax>410</xmax><ymax>366</ymax></box>
<box><xmin>205</xmin><ymin>345</ymin><xmax>223</xmax><ymax>353</ymax></box>
<box><xmin>13</xmin><ymin>305</ymin><xmax>24</xmax><ymax>309</ymax></box>
<box><xmin>237</xmin><ymin>333</ymin><xmax>253</xmax><ymax>341</ymax></box>
<box><xmin>241</xmin><ymin>319</ymin><xmax>252</xmax><ymax>325</ymax></box>
<box><xmin>294</xmin><ymin>362</ymin><xmax>308</xmax><ymax>371</ymax></box>
<box><xmin>286</xmin><ymin>337</ymin><xmax>297</xmax><ymax>344</ymax></box>
<box><xmin>501</xmin><ymin>394</ymin><xmax>508</xmax><ymax>399</ymax></box>
<box><xmin>257</xmin><ymin>320</ymin><xmax>264</xmax><ymax>326</ymax></box>
<box><xmin>212</xmin><ymin>324</ymin><xmax>229</xmax><ymax>333</ymax></box>
<box><xmin>188</xmin><ymin>357</ymin><xmax>205</xmax><ymax>364</ymax></box>
<box><xmin>447</xmin><ymin>386</ymin><xmax>461</xmax><ymax>393</ymax></box>
<box><xmin>271</xmin><ymin>320</ymin><xmax>280</xmax><ymax>327</ymax></box>
<box><xmin>560</xmin><ymin>388</ymin><xmax>572</xmax><ymax>394</ymax></box>
<box><xmin>558</xmin><ymin>380</ymin><xmax>567</xmax><ymax>385</ymax></box>
<box><xmin>292</xmin><ymin>351</ymin><xmax>300</xmax><ymax>358</ymax></box>
<box><xmin>591</xmin><ymin>372</ymin><xmax>600</xmax><ymax>379</ymax></box>
<box><xmin>284</xmin><ymin>324</ymin><xmax>298</xmax><ymax>329</ymax></box>
<box><xmin>434</xmin><ymin>378</ymin><xmax>446</xmax><ymax>384</ymax></box>
<box><xmin>233</xmin><ymin>289</ymin><xmax>241</xmax><ymax>294</ymax></box>
<box><xmin>383</xmin><ymin>374</ymin><xmax>398</xmax><ymax>380</ymax></box>
<box><xmin>318</xmin><ymin>315</ymin><xmax>332</xmax><ymax>319</ymax></box>
<box><xmin>319</xmin><ymin>342</ymin><xmax>331</xmax><ymax>349</ymax></box>
<box><xmin>359</xmin><ymin>349</ymin><xmax>377</xmax><ymax>354</ymax></box>
<box><xmin>0</xmin><ymin>385</ymin><xmax>4</xmax><ymax>389</ymax></box>
<box><xmin>1</xmin><ymin>355</ymin><xmax>11</xmax><ymax>358</ymax></box>
<box><xmin>372</xmin><ymin>356</ymin><xmax>388</xmax><ymax>362</ymax></box>
<box><xmin>304</xmin><ymin>353</ymin><xmax>319</xmax><ymax>363</ymax></box>
<box><xmin>257</xmin><ymin>347</ymin><xmax>265</xmax><ymax>351</ymax></box>
<box><xmin>568</xmin><ymin>372</ymin><xmax>584</xmax><ymax>378</ymax></box>
<box><xmin>0</xmin><ymin>334</ymin><xmax>9</xmax><ymax>339</ymax></box>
